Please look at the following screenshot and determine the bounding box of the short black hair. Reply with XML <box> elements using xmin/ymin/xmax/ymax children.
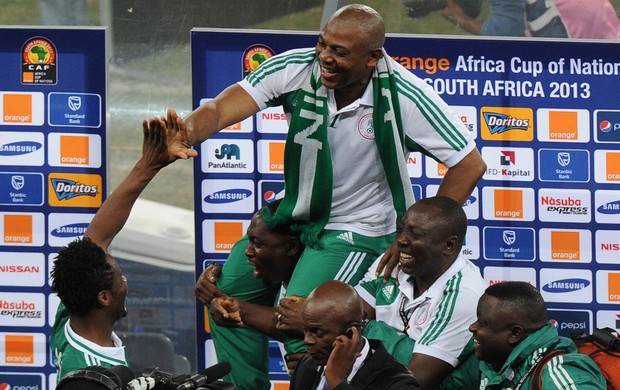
<box><xmin>484</xmin><ymin>281</ymin><xmax>548</xmax><ymax>331</ymax></box>
<box><xmin>51</xmin><ymin>237</ymin><xmax>114</xmax><ymax>317</ymax></box>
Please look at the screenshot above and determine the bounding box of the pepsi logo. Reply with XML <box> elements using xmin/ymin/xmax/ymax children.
<box><xmin>550</xmin><ymin>319</ymin><xmax>558</xmax><ymax>328</ymax></box>
<box><xmin>0</xmin><ymin>383</ymin><xmax>10</xmax><ymax>390</ymax></box>
<box><xmin>263</xmin><ymin>191</ymin><xmax>276</xmax><ymax>203</ymax></box>
<box><xmin>599</xmin><ymin>120</ymin><xmax>612</xmax><ymax>133</ymax></box>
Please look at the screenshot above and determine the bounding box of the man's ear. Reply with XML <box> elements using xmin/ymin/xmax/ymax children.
<box><xmin>97</xmin><ymin>290</ymin><xmax>111</xmax><ymax>308</ymax></box>
<box><xmin>443</xmin><ymin>235</ymin><xmax>459</xmax><ymax>255</ymax></box>
<box><xmin>286</xmin><ymin>237</ymin><xmax>302</xmax><ymax>257</ymax></box>
<box><xmin>508</xmin><ymin>325</ymin><xmax>526</xmax><ymax>346</ymax></box>
<box><xmin>367</xmin><ymin>48</ymin><xmax>383</xmax><ymax>68</ymax></box>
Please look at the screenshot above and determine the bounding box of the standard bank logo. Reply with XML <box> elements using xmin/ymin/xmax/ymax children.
<box><xmin>594</xmin><ymin>109</ymin><xmax>620</xmax><ymax>143</ymax></box>
<box><xmin>48</xmin><ymin>92</ymin><xmax>102</xmax><ymax>128</ymax></box>
<box><xmin>0</xmin><ymin>173</ymin><xmax>44</xmax><ymax>206</ymax></box>
<box><xmin>538</xmin><ymin>149</ymin><xmax>589</xmax><ymax>182</ymax></box>
<box><xmin>547</xmin><ymin>309</ymin><xmax>590</xmax><ymax>338</ymax></box>
<box><xmin>540</xmin><ymin>268</ymin><xmax>592</xmax><ymax>303</ymax></box>
<box><xmin>480</xmin><ymin>106</ymin><xmax>533</xmax><ymax>141</ymax></box>
<box><xmin>483</xmin><ymin>227</ymin><xmax>535</xmax><ymax>261</ymax></box>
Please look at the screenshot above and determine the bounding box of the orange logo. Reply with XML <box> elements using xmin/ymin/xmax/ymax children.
<box><xmin>4</xmin><ymin>334</ymin><xmax>34</xmax><ymax>364</ymax></box>
<box><xmin>3</xmin><ymin>94</ymin><xmax>32</xmax><ymax>123</ymax></box>
<box><xmin>480</xmin><ymin>107</ymin><xmax>533</xmax><ymax>142</ymax></box>
<box><xmin>606</xmin><ymin>152</ymin><xmax>620</xmax><ymax>182</ymax></box>
<box><xmin>60</xmin><ymin>135</ymin><xmax>90</xmax><ymax>165</ymax></box>
<box><xmin>609</xmin><ymin>273</ymin><xmax>620</xmax><ymax>302</ymax></box>
<box><xmin>436</xmin><ymin>163</ymin><xmax>447</xmax><ymax>177</ymax></box>
<box><xmin>48</xmin><ymin>173</ymin><xmax>102</xmax><ymax>207</ymax></box>
<box><xmin>269</xmin><ymin>142</ymin><xmax>285</xmax><ymax>172</ymax></box>
<box><xmin>548</xmin><ymin>111</ymin><xmax>578</xmax><ymax>141</ymax></box>
<box><xmin>224</xmin><ymin>122</ymin><xmax>242</xmax><ymax>131</ymax></box>
<box><xmin>3</xmin><ymin>214</ymin><xmax>33</xmax><ymax>244</ymax></box>
<box><xmin>550</xmin><ymin>231</ymin><xmax>580</xmax><ymax>261</ymax></box>
<box><xmin>213</xmin><ymin>222</ymin><xmax>244</xmax><ymax>251</ymax></box>
<box><xmin>493</xmin><ymin>189</ymin><xmax>523</xmax><ymax>219</ymax></box>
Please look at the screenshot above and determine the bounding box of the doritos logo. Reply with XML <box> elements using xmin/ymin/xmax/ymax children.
<box><xmin>269</xmin><ymin>142</ymin><xmax>285</xmax><ymax>172</ymax></box>
<box><xmin>48</xmin><ymin>173</ymin><xmax>102</xmax><ymax>207</ymax></box>
<box><xmin>609</xmin><ymin>273</ymin><xmax>620</xmax><ymax>302</ymax></box>
<box><xmin>548</xmin><ymin>110</ymin><xmax>578</xmax><ymax>141</ymax></box>
<box><xmin>213</xmin><ymin>222</ymin><xmax>244</xmax><ymax>251</ymax></box>
<box><xmin>550</xmin><ymin>231</ymin><xmax>580</xmax><ymax>261</ymax></box>
<box><xmin>493</xmin><ymin>188</ymin><xmax>523</xmax><ymax>219</ymax></box>
<box><xmin>59</xmin><ymin>135</ymin><xmax>89</xmax><ymax>165</ymax></box>
<box><xmin>481</xmin><ymin>107</ymin><xmax>533</xmax><ymax>141</ymax></box>
<box><xmin>606</xmin><ymin>152</ymin><xmax>620</xmax><ymax>181</ymax></box>
<box><xmin>4</xmin><ymin>334</ymin><xmax>34</xmax><ymax>364</ymax></box>
<box><xmin>2</xmin><ymin>94</ymin><xmax>32</xmax><ymax>123</ymax></box>
<box><xmin>3</xmin><ymin>214</ymin><xmax>33</xmax><ymax>244</ymax></box>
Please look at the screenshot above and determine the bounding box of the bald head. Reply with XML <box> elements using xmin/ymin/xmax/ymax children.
<box><xmin>326</xmin><ymin>4</ymin><xmax>386</xmax><ymax>50</ymax></box>
<box><xmin>305</xmin><ymin>280</ymin><xmax>363</xmax><ymax>327</ymax></box>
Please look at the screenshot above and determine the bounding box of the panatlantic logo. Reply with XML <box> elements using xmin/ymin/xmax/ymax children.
<box><xmin>542</xmin><ymin>278</ymin><xmax>590</xmax><ymax>293</ymax></box>
<box><xmin>0</xmin><ymin>142</ymin><xmax>42</xmax><ymax>156</ymax></box>
<box><xmin>205</xmin><ymin>189</ymin><xmax>251</xmax><ymax>204</ymax></box>
<box><xmin>50</xmin><ymin>223</ymin><xmax>89</xmax><ymax>238</ymax></box>
<box><xmin>215</xmin><ymin>144</ymin><xmax>240</xmax><ymax>160</ymax></box>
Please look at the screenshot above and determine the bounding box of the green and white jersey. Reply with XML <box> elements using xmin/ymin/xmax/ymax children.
<box><xmin>239</xmin><ymin>48</ymin><xmax>476</xmax><ymax>237</ymax></box>
<box><xmin>356</xmin><ymin>254</ymin><xmax>485</xmax><ymax>366</ymax></box>
<box><xmin>51</xmin><ymin>303</ymin><xmax>128</xmax><ymax>382</ymax></box>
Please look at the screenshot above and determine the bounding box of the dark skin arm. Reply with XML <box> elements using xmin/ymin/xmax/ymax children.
<box><xmin>195</xmin><ymin>263</ymin><xmax>226</xmax><ymax>307</ymax></box>
<box><xmin>408</xmin><ymin>353</ymin><xmax>454</xmax><ymax>390</ymax></box>
<box><xmin>209</xmin><ymin>296</ymin><xmax>284</xmax><ymax>340</ymax></box>
<box><xmin>325</xmin><ymin>327</ymin><xmax>363</xmax><ymax>389</ymax></box>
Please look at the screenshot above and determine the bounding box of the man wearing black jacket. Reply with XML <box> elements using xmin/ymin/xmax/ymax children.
<box><xmin>290</xmin><ymin>281</ymin><xmax>420</xmax><ymax>390</ymax></box>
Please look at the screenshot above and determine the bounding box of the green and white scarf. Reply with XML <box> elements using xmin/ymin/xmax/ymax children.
<box><xmin>261</xmin><ymin>50</ymin><xmax>414</xmax><ymax>248</ymax></box>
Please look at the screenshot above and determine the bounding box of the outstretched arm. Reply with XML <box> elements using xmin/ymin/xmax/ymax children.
<box><xmin>85</xmin><ymin>109</ymin><xmax>196</xmax><ymax>251</ymax></box>
<box><xmin>184</xmin><ymin>84</ymin><xmax>260</xmax><ymax>146</ymax></box>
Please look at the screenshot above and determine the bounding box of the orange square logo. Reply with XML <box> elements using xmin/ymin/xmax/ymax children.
<box><xmin>5</xmin><ymin>334</ymin><xmax>34</xmax><ymax>364</ymax></box>
<box><xmin>548</xmin><ymin>111</ymin><xmax>578</xmax><ymax>140</ymax></box>
<box><xmin>436</xmin><ymin>163</ymin><xmax>447</xmax><ymax>177</ymax></box>
<box><xmin>493</xmin><ymin>189</ymin><xmax>523</xmax><ymax>219</ymax></box>
<box><xmin>224</xmin><ymin>122</ymin><xmax>242</xmax><ymax>130</ymax></box>
<box><xmin>608</xmin><ymin>273</ymin><xmax>620</xmax><ymax>302</ymax></box>
<box><xmin>273</xmin><ymin>383</ymin><xmax>290</xmax><ymax>390</ymax></box>
<box><xmin>606</xmin><ymin>152</ymin><xmax>620</xmax><ymax>182</ymax></box>
<box><xmin>3</xmin><ymin>94</ymin><xmax>32</xmax><ymax>123</ymax></box>
<box><xmin>60</xmin><ymin>135</ymin><xmax>90</xmax><ymax>165</ymax></box>
<box><xmin>48</xmin><ymin>173</ymin><xmax>102</xmax><ymax>208</ymax></box>
<box><xmin>269</xmin><ymin>142</ymin><xmax>285</xmax><ymax>172</ymax></box>
<box><xmin>3</xmin><ymin>214</ymin><xmax>33</xmax><ymax>244</ymax></box>
<box><xmin>550</xmin><ymin>231</ymin><xmax>580</xmax><ymax>261</ymax></box>
<box><xmin>204</xmin><ymin>307</ymin><xmax>211</xmax><ymax>333</ymax></box>
<box><xmin>22</xmin><ymin>72</ymin><xmax>34</xmax><ymax>83</ymax></box>
<box><xmin>213</xmin><ymin>222</ymin><xmax>244</xmax><ymax>251</ymax></box>
<box><xmin>480</xmin><ymin>107</ymin><xmax>533</xmax><ymax>142</ymax></box>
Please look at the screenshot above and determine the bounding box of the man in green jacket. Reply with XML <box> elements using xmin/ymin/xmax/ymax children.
<box><xmin>470</xmin><ymin>281</ymin><xmax>606</xmax><ymax>389</ymax></box>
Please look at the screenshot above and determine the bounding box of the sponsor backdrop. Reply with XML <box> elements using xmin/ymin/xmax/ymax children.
<box><xmin>0</xmin><ymin>28</ymin><xmax>107</xmax><ymax>389</ymax></box>
<box><xmin>192</xmin><ymin>30</ymin><xmax>620</xmax><ymax>386</ymax></box>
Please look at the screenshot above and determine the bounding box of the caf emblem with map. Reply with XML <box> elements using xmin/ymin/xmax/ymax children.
<box><xmin>22</xmin><ymin>37</ymin><xmax>57</xmax><ymax>84</ymax></box>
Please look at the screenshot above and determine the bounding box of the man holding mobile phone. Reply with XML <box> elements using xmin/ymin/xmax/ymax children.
<box><xmin>290</xmin><ymin>281</ymin><xmax>420</xmax><ymax>390</ymax></box>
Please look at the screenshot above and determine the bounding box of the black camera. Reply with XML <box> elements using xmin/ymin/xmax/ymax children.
<box><xmin>403</xmin><ymin>0</ymin><xmax>482</xmax><ymax>19</ymax></box>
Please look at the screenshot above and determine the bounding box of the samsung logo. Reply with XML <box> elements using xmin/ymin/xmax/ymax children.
<box><xmin>51</xmin><ymin>223</ymin><xmax>89</xmax><ymax>237</ymax></box>
<box><xmin>597</xmin><ymin>200</ymin><xmax>620</xmax><ymax>214</ymax></box>
<box><xmin>542</xmin><ymin>278</ymin><xmax>590</xmax><ymax>293</ymax></box>
<box><xmin>205</xmin><ymin>189</ymin><xmax>251</xmax><ymax>204</ymax></box>
<box><xmin>0</xmin><ymin>141</ymin><xmax>42</xmax><ymax>156</ymax></box>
